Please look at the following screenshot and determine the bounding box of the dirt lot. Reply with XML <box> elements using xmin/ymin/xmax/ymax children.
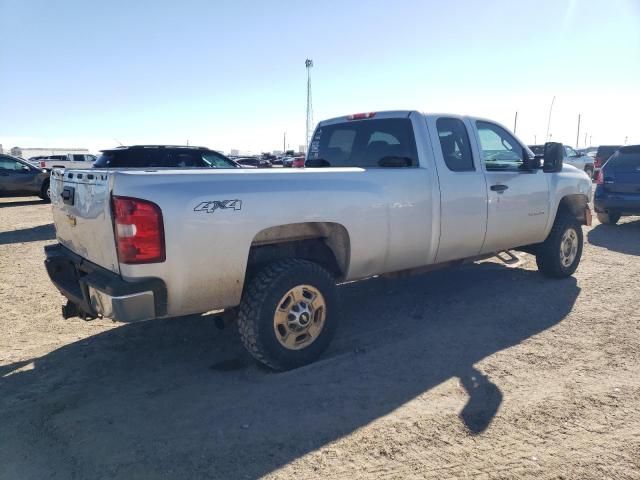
<box><xmin>1</xmin><ymin>195</ymin><xmax>639</xmax><ymax>480</ymax></box>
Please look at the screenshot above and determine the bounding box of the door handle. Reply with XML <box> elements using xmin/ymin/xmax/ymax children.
<box><xmin>490</xmin><ymin>184</ymin><xmax>509</xmax><ymax>193</ymax></box>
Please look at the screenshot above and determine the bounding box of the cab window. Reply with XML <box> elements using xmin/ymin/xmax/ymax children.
<box><xmin>436</xmin><ymin>117</ymin><xmax>474</xmax><ymax>172</ymax></box>
<box><xmin>476</xmin><ymin>121</ymin><xmax>523</xmax><ymax>171</ymax></box>
<box><xmin>307</xmin><ymin>118</ymin><xmax>418</xmax><ymax>168</ymax></box>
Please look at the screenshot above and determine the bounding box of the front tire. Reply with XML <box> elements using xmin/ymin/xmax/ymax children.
<box><xmin>597</xmin><ymin>212</ymin><xmax>620</xmax><ymax>225</ymax></box>
<box><xmin>237</xmin><ymin>259</ymin><xmax>339</xmax><ymax>371</ymax></box>
<box><xmin>536</xmin><ymin>214</ymin><xmax>583</xmax><ymax>278</ymax></box>
<box><xmin>39</xmin><ymin>180</ymin><xmax>51</xmax><ymax>203</ymax></box>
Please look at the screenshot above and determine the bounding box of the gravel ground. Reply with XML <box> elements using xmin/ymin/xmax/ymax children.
<box><xmin>1</xmin><ymin>195</ymin><xmax>639</xmax><ymax>480</ymax></box>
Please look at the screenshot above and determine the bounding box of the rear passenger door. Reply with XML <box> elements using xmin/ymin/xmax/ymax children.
<box><xmin>426</xmin><ymin>116</ymin><xmax>488</xmax><ymax>262</ymax></box>
<box><xmin>474</xmin><ymin>121</ymin><xmax>550</xmax><ymax>252</ymax></box>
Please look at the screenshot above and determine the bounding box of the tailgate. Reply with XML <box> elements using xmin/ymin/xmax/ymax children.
<box><xmin>604</xmin><ymin>169</ymin><xmax>640</xmax><ymax>194</ymax></box>
<box><xmin>603</xmin><ymin>149</ymin><xmax>640</xmax><ymax>194</ymax></box>
<box><xmin>50</xmin><ymin>169</ymin><xmax>120</xmax><ymax>273</ymax></box>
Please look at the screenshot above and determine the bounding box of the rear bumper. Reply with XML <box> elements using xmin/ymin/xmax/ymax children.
<box><xmin>594</xmin><ymin>189</ymin><xmax>640</xmax><ymax>214</ymax></box>
<box><xmin>44</xmin><ymin>244</ymin><xmax>167</xmax><ymax>322</ymax></box>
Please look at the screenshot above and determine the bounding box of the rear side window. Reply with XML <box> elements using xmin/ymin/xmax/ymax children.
<box><xmin>307</xmin><ymin>118</ymin><xmax>418</xmax><ymax>168</ymax></box>
<box><xmin>436</xmin><ymin>117</ymin><xmax>474</xmax><ymax>172</ymax></box>
<box><xmin>605</xmin><ymin>148</ymin><xmax>640</xmax><ymax>169</ymax></box>
<box><xmin>94</xmin><ymin>149</ymin><xmax>235</xmax><ymax>168</ymax></box>
<box><xmin>72</xmin><ymin>154</ymin><xmax>86</xmax><ymax>162</ymax></box>
<box><xmin>94</xmin><ymin>149</ymin><xmax>171</xmax><ymax>168</ymax></box>
<box><xmin>597</xmin><ymin>146</ymin><xmax>620</xmax><ymax>160</ymax></box>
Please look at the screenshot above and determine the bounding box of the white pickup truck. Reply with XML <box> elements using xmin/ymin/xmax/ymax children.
<box><xmin>30</xmin><ymin>153</ymin><xmax>97</xmax><ymax>170</ymax></box>
<box><xmin>45</xmin><ymin>111</ymin><xmax>593</xmax><ymax>370</ymax></box>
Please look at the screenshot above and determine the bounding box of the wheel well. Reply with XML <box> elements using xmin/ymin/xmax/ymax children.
<box><xmin>246</xmin><ymin>222</ymin><xmax>350</xmax><ymax>281</ymax></box>
<box><xmin>556</xmin><ymin>194</ymin><xmax>589</xmax><ymax>224</ymax></box>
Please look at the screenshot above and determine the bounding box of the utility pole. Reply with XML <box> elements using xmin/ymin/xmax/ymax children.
<box><xmin>514</xmin><ymin>111</ymin><xmax>518</xmax><ymax>134</ymax></box>
<box><xmin>305</xmin><ymin>59</ymin><xmax>314</xmax><ymax>149</ymax></box>
<box><xmin>546</xmin><ymin>96</ymin><xmax>555</xmax><ymax>142</ymax></box>
<box><xmin>283</xmin><ymin>132</ymin><xmax>286</xmax><ymax>152</ymax></box>
<box><xmin>534</xmin><ymin>134</ymin><xmax>537</xmax><ymax>144</ymax></box>
<box><xmin>589</xmin><ymin>135</ymin><xmax>592</xmax><ymax>146</ymax></box>
<box><xmin>584</xmin><ymin>132</ymin><xmax>587</xmax><ymax>146</ymax></box>
<box><xmin>576</xmin><ymin>114</ymin><xmax>581</xmax><ymax>147</ymax></box>
<box><xmin>624</xmin><ymin>136</ymin><xmax>628</xmax><ymax>145</ymax></box>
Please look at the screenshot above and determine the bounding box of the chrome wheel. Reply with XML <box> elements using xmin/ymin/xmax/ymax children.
<box><xmin>560</xmin><ymin>228</ymin><xmax>578</xmax><ymax>267</ymax></box>
<box><xmin>273</xmin><ymin>284</ymin><xmax>326</xmax><ymax>350</ymax></box>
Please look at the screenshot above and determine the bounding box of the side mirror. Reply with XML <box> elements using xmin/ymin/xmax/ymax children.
<box><xmin>543</xmin><ymin>142</ymin><xmax>564</xmax><ymax>173</ymax></box>
<box><xmin>21</xmin><ymin>165</ymin><xmax>31</xmax><ymax>172</ymax></box>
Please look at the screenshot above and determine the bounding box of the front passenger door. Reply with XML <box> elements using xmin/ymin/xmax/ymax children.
<box><xmin>0</xmin><ymin>156</ymin><xmax>39</xmax><ymax>194</ymax></box>
<box><xmin>475</xmin><ymin>121</ymin><xmax>550</xmax><ymax>253</ymax></box>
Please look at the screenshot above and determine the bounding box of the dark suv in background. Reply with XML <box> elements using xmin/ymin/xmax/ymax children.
<box><xmin>594</xmin><ymin>145</ymin><xmax>621</xmax><ymax>175</ymax></box>
<box><xmin>594</xmin><ymin>145</ymin><xmax>640</xmax><ymax>224</ymax></box>
<box><xmin>94</xmin><ymin>145</ymin><xmax>240</xmax><ymax>169</ymax></box>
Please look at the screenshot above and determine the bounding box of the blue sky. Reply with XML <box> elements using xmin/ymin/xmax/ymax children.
<box><xmin>1</xmin><ymin>0</ymin><xmax>639</xmax><ymax>153</ymax></box>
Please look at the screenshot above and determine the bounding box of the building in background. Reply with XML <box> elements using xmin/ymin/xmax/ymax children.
<box><xmin>9</xmin><ymin>147</ymin><xmax>90</xmax><ymax>159</ymax></box>
<box><xmin>298</xmin><ymin>145</ymin><xmax>306</xmax><ymax>154</ymax></box>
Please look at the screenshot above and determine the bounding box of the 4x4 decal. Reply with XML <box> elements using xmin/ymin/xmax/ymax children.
<box><xmin>194</xmin><ymin>200</ymin><xmax>242</xmax><ymax>213</ymax></box>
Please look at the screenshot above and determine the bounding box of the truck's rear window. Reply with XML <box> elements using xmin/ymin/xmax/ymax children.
<box><xmin>307</xmin><ymin>118</ymin><xmax>418</xmax><ymax>168</ymax></box>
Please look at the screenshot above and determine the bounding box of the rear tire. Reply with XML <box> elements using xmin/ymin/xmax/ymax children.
<box><xmin>237</xmin><ymin>258</ymin><xmax>338</xmax><ymax>371</ymax></box>
<box><xmin>597</xmin><ymin>212</ymin><xmax>620</xmax><ymax>225</ymax></box>
<box><xmin>536</xmin><ymin>214</ymin><xmax>583</xmax><ymax>278</ymax></box>
<box><xmin>39</xmin><ymin>180</ymin><xmax>51</xmax><ymax>203</ymax></box>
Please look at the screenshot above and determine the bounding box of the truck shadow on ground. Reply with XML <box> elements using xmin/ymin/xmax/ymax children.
<box><xmin>0</xmin><ymin>261</ymin><xmax>579</xmax><ymax>479</ymax></box>
<box><xmin>587</xmin><ymin>217</ymin><xmax>640</xmax><ymax>256</ymax></box>
<box><xmin>0</xmin><ymin>197</ymin><xmax>46</xmax><ymax>208</ymax></box>
<box><xmin>0</xmin><ymin>223</ymin><xmax>55</xmax><ymax>245</ymax></box>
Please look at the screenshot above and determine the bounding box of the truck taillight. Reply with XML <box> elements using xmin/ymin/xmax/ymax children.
<box><xmin>595</xmin><ymin>170</ymin><xmax>604</xmax><ymax>185</ymax></box>
<box><xmin>40</xmin><ymin>161</ymin><xmax>46</xmax><ymax>167</ymax></box>
<box><xmin>594</xmin><ymin>157</ymin><xmax>602</xmax><ymax>168</ymax></box>
<box><xmin>112</xmin><ymin>196</ymin><xmax>165</xmax><ymax>264</ymax></box>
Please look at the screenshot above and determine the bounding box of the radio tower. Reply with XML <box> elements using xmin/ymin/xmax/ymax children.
<box><xmin>305</xmin><ymin>59</ymin><xmax>314</xmax><ymax>149</ymax></box>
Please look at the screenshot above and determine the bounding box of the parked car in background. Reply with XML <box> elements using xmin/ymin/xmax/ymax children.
<box><xmin>93</xmin><ymin>145</ymin><xmax>240</xmax><ymax>169</ymax></box>
<box><xmin>529</xmin><ymin>145</ymin><xmax>594</xmax><ymax>178</ymax></box>
<box><xmin>594</xmin><ymin>145</ymin><xmax>621</xmax><ymax>175</ymax></box>
<box><xmin>30</xmin><ymin>153</ymin><xmax>97</xmax><ymax>170</ymax></box>
<box><xmin>283</xmin><ymin>155</ymin><xmax>304</xmax><ymax>167</ymax></box>
<box><xmin>45</xmin><ymin>110</ymin><xmax>592</xmax><ymax>370</ymax></box>
<box><xmin>0</xmin><ymin>154</ymin><xmax>51</xmax><ymax>201</ymax></box>
<box><xmin>282</xmin><ymin>156</ymin><xmax>294</xmax><ymax>167</ymax></box>
<box><xmin>236</xmin><ymin>157</ymin><xmax>272</xmax><ymax>168</ymax></box>
<box><xmin>594</xmin><ymin>145</ymin><xmax>640</xmax><ymax>224</ymax></box>
<box><xmin>292</xmin><ymin>156</ymin><xmax>305</xmax><ymax>168</ymax></box>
